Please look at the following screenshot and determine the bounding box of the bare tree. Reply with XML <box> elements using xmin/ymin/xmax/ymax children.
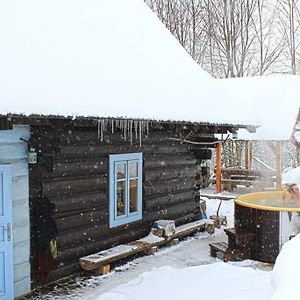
<box><xmin>276</xmin><ymin>0</ymin><xmax>300</xmax><ymax>74</ymax></box>
<box><xmin>249</xmin><ymin>0</ymin><xmax>284</xmax><ymax>75</ymax></box>
<box><xmin>145</xmin><ymin>0</ymin><xmax>206</xmax><ymax>62</ymax></box>
<box><xmin>145</xmin><ymin>0</ymin><xmax>299</xmax><ymax>77</ymax></box>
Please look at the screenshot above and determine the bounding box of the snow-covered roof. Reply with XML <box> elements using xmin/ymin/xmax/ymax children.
<box><xmin>0</xmin><ymin>0</ymin><xmax>300</xmax><ymax>141</ymax></box>
<box><xmin>221</xmin><ymin>75</ymin><xmax>300</xmax><ymax>141</ymax></box>
<box><xmin>0</xmin><ymin>0</ymin><xmax>219</xmax><ymax>124</ymax></box>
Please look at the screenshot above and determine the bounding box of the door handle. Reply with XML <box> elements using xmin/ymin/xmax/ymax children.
<box><xmin>7</xmin><ymin>223</ymin><xmax>11</xmax><ymax>241</ymax></box>
<box><xmin>4</xmin><ymin>223</ymin><xmax>12</xmax><ymax>241</ymax></box>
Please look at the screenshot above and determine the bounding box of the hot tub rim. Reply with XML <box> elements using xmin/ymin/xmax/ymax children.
<box><xmin>235</xmin><ymin>191</ymin><xmax>300</xmax><ymax>212</ymax></box>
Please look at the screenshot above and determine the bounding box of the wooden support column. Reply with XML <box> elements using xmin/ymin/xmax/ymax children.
<box><xmin>267</xmin><ymin>141</ymin><xmax>282</xmax><ymax>190</ymax></box>
<box><xmin>216</xmin><ymin>142</ymin><xmax>222</xmax><ymax>193</ymax></box>
<box><xmin>245</xmin><ymin>141</ymin><xmax>252</xmax><ymax>170</ymax></box>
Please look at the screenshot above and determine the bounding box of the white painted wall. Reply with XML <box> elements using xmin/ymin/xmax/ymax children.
<box><xmin>0</xmin><ymin>125</ymin><xmax>31</xmax><ymax>297</ymax></box>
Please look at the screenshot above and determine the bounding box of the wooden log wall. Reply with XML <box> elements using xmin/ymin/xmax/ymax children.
<box><xmin>28</xmin><ymin>121</ymin><xmax>206</xmax><ymax>284</ymax></box>
<box><xmin>235</xmin><ymin>203</ymin><xmax>279</xmax><ymax>262</ymax></box>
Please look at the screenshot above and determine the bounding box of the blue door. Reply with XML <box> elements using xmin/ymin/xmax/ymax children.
<box><xmin>0</xmin><ymin>165</ymin><xmax>13</xmax><ymax>300</ymax></box>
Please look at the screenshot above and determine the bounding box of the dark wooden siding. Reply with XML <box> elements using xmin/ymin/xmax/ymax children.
<box><xmin>29</xmin><ymin>122</ymin><xmax>205</xmax><ymax>283</ymax></box>
<box><xmin>235</xmin><ymin>203</ymin><xmax>279</xmax><ymax>263</ymax></box>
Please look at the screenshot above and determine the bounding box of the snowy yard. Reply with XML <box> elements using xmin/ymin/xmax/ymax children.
<box><xmin>29</xmin><ymin>183</ymin><xmax>300</xmax><ymax>300</ymax></box>
<box><xmin>33</xmin><ymin>198</ymin><xmax>278</xmax><ymax>300</ymax></box>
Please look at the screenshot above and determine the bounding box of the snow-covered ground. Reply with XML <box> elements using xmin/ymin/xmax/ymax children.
<box><xmin>35</xmin><ymin>198</ymin><xmax>272</xmax><ymax>300</ymax></box>
<box><xmin>33</xmin><ymin>168</ymin><xmax>300</xmax><ymax>300</ymax></box>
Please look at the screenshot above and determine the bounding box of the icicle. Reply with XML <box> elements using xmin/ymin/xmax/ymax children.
<box><xmin>111</xmin><ymin>119</ymin><xmax>114</xmax><ymax>134</ymax></box>
<box><xmin>97</xmin><ymin>119</ymin><xmax>100</xmax><ymax>139</ymax></box>
<box><xmin>139</xmin><ymin>120</ymin><xmax>142</xmax><ymax>147</ymax></box>
<box><xmin>146</xmin><ymin>120</ymin><xmax>149</xmax><ymax>135</ymax></box>
<box><xmin>123</xmin><ymin>119</ymin><xmax>127</xmax><ymax>141</ymax></box>
<box><xmin>100</xmin><ymin>119</ymin><xmax>104</xmax><ymax>142</ymax></box>
<box><xmin>134</xmin><ymin>120</ymin><xmax>138</xmax><ymax>140</ymax></box>
<box><xmin>119</xmin><ymin>119</ymin><xmax>123</xmax><ymax>132</ymax></box>
<box><xmin>130</xmin><ymin>120</ymin><xmax>133</xmax><ymax>145</ymax></box>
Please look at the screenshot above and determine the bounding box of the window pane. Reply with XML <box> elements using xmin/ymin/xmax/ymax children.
<box><xmin>129</xmin><ymin>161</ymin><xmax>138</xmax><ymax>178</ymax></box>
<box><xmin>116</xmin><ymin>163</ymin><xmax>126</xmax><ymax>180</ymax></box>
<box><xmin>129</xmin><ymin>179</ymin><xmax>138</xmax><ymax>213</ymax></box>
<box><xmin>117</xmin><ymin>181</ymin><xmax>126</xmax><ymax>216</ymax></box>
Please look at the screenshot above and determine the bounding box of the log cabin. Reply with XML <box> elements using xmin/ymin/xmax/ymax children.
<box><xmin>0</xmin><ymin>0</ymin><xmax>257</xmax><ymax>298</ymax></box>
<box><xmin>0</xmin><ymin>115</ymin><xmax>253</xmax><ymax>293</ymax></box>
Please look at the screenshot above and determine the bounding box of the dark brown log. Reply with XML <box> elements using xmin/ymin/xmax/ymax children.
<box><xmin>144</xmin><ymin>177</ymin><xmax>194</xmax><ymax>197</ymax></box>
<box><xmin>145</xmin><ymin>166</ymin><xmax>198</xmax><ymax>182</ymax></box>
<box><xmin>55</xmin><ymin>210</ymin><xmax>107</xmax><ymax>232</ymax></box>
<box><xmin>145</xmin><ymin>190</ymin><xmax>193</xmax><ymax>211</ymax></box>
<box><xmin>42</xmin><ymin>175</ymin><xmax>107</xmax><ymax>197</ymax></box>
<box><xmin>51</xmin><ymin>192</ymin><xmax>107</xmax><ymax>216</ymax></box>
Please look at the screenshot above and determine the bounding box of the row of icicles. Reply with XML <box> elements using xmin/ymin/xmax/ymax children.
<box><xmin>96</xmin><ymin>118</ymin><xmax>150</xmax><ymax>146</ymax></box>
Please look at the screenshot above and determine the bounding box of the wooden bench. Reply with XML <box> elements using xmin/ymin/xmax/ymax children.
<box><xmin>220</xmin><ymin>168</ymin><xmax>275</xmax><ymax>191</ymax></box>
<box><xmin>80</xmin><ymin>219</ymin><xmax>214</xmax><ymax>274</ymax></box>
<box><xmin>79</xmin><ymin>233</ymin><xmax>165</xmax><ymax>274</ymax></box>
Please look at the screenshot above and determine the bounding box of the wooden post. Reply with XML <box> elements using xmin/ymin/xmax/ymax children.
<box><xmin>245</xmin><ymin>141</ymin><xmax>252</xmax><ymax>170</ymax></box>
<box><xmin>216</xmin><ymin>142</ymin><xmax>222</xmax><ymax>193</ymax></box>
<box><xmin>275</xmin><ymin>141</ymin><xmax>282</xmax><ymax>190</ymax></box>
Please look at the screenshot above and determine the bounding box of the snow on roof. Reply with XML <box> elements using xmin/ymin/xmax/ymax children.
<box><xmin>0</xmin><ymin>0</ymin><xmax>299</xmax><ymax>141</ymax></box>
<box><xmin>0</xmin><ymin>0</ymin><xmax>219</xmax><ymax>124</ymax></box>
<box><xmin>220</xmin><ymin>75</ymin><xmax>300</xmax><ymax>141</ymax></box>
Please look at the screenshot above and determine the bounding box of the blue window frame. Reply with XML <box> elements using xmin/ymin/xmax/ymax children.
<box><xmin>109</xmin><ymin>153</ymin><xmax>143</xmax><ymax>228</ymax></box>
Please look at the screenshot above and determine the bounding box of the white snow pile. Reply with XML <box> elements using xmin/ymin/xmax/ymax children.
<box><xmin>270</xmin><ymin>234</ymin><xmax>300</xmax><ymax>299</ymax></box>
<box><xmin>92</xmin><ymin>234</ymin><xmax>300</xmax><ymax>300</ymax></box>
<box><xmin>95</xmin><ymin>263</ymin><xmax>273</xmax><ymax>300</ymax></box>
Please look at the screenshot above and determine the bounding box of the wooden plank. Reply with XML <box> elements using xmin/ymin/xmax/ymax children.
<box><xmin>79</xmin><ymin>244</ymin><xmax>142</xmax><ymax>271</ymax></box>
<box><xmin>171</xmin><ymin>219</ymin><xmax>212</xmax><ymax>239</ymax></box>
<box><xmin>221</xmin><ymin>179</ymin><xmax>256</xmax><ymax>184</ymax></box>
<box><xmin>200</xmin><ymin>193</ymin><xmax>236</xmax><ymax>200</ymax></box>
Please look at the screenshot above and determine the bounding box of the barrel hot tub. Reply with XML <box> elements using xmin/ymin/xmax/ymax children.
<box><xmin>235</xmin><ymin>191</ymin><xmax>300</xmax><ymax>263</ymax></box>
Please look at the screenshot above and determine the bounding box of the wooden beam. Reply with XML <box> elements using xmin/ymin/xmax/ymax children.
<box><xmin>245</xmin><ymin>141</ymin><xmax>252</xmax><ymax>170</ymax></box>
<box><xmin>216</xmin><ymin>142</ymin><xmax>222</xmax><ymax>193</ymax></box>
<box><xmin>266</xmin><ymin>141</ymin><xmax>282</xmax><ymax>190</ymax></box>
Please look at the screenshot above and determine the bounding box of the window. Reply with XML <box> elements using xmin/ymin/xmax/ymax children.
<box><xmin>109</xmin><ymin>153</ymin><xmax>143</xmax><ymax>228</ymax></box>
